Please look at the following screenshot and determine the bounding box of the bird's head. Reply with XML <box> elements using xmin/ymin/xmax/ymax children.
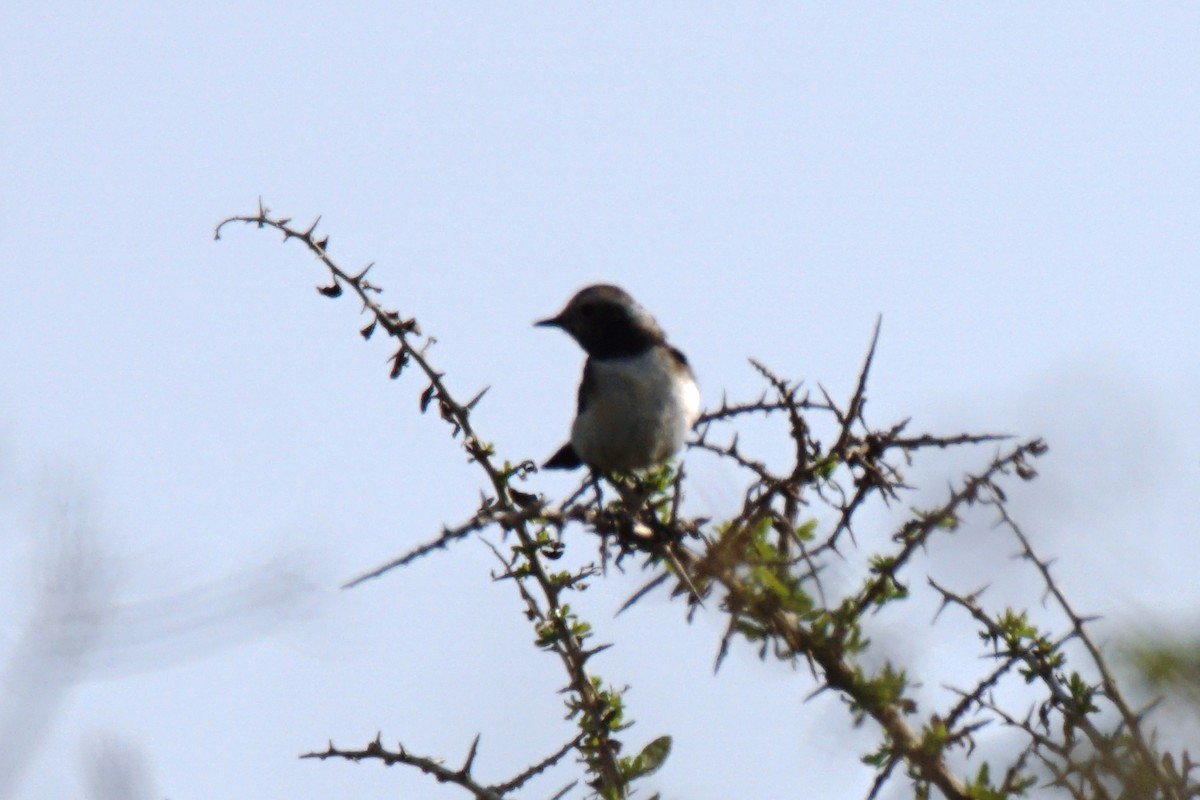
<box><xmin>536</xmin><ymin>284</ymin><xmax>664</xmax><ymax>358</ymax></box>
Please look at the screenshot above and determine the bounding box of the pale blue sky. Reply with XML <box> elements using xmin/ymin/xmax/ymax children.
<box><xmin>2</xmin><ymin>4</ymin><xmax>1198</xmax><ymax>798</ymax></box>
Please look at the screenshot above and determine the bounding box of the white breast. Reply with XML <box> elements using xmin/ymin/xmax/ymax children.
<box><xmin>571</xmin><ymin>348</ymin><xmax>699</xmax><ymax>472</ymax></box>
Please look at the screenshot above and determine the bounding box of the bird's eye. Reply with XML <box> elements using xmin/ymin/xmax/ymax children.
<box><xmin>579</xmin><ymin>303</ymin><xmax>594</xmax><ymax>317</ymax></box>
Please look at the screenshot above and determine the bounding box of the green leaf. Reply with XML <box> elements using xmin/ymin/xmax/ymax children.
<box><xmin>624</xmin><ymin>735</ymin><xmax>672</xmax><ymax>781</ymax></box>
<box><xmin>794</xmin><ymin>518</ymin><xmax>818</xmax><ymax>541</ymax></box>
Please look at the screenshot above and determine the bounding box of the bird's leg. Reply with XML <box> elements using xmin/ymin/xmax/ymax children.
<box><xmin>588</xmin><ymin>471</ymin><xmax>605</xmax><ymax>507</ymax></box>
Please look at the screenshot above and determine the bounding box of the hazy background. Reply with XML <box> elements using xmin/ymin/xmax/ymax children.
<box><xmin>1</xmin><ymin>4</ymin><xmax>1197</xmax><ymax>798</ymax></box>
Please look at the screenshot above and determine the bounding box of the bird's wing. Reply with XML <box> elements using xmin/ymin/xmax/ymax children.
<box><xmin>576</xmin><ymin>359</ymin><xmax>596</xmax><ymax>414</ymax></box>
<box><xmin>667</xmin><ymin>346</ymin><xmax>696</xmax><ymax>382</ymax></box>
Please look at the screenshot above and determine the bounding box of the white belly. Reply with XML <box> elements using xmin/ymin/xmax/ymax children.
<box><xmin>571</xmin><ymin>350</ymin><xmax>700</xmax><ymax>472</ymax></box>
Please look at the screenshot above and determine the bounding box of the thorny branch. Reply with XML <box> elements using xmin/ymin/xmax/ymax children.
<box><xmin>218</xmin><ymin>202</ymin><xmax>1196</xmax><ymax>800</ymax></box>
<box><xmin>301</xmin><ymin>733</ymin><xmax>583</xmax><ymax>800</ymax></box>
<box><xmin>217</xmin><ymin>202</ymin><xmax>628</xmax><ymax>796</ymax></box>
<box><xmin>302</xmin><ymin>735</ymin><xmax>503</xmax><ymax>800</ymax></box>
<box><xmin>928</xmin><ymin>492</ymin><xmax>1194</xmax><ymax>800</ymax></box>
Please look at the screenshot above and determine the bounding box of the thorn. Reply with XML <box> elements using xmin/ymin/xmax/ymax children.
<box><xmin>582</xmin><ymin>643</ymin><xmax>614</xmax><ymax>661</ymax></box>
<box><xmin>660</xmin><ymin>545</ymin><xmax>706</xmax><ymax>609</ymax></box>
<box><xmin>617</xmin><ymin>573</ymin><xmax>670</xmax><ymax>615</ymax></box>
<box><xmin>803</xmin><ymin>683</ymin><xmax>833</xmax><ymax>702</ymax></box>
<box><xmin>461</xmin><ymin>733</ymin><xmax>481</xmax><ymax>775</ymax></box>
<box><xmin>465</xmin><ymin>386</ymin><xmax>490</xmax><ymax>410</ymax></box>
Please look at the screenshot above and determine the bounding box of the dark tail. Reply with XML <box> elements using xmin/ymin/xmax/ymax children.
<box><xmin>543</xmin><ymin>443</ymin><xmax>583</xmax><ymax>470</ymax></box>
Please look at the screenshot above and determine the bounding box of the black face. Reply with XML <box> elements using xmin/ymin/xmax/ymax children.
<box><xmin>569</xmin><ymin>297</ymin><xmax>659</xmax><ymax>358</ymax></box>
<box><xmin>537</xmin><ymin>285</ymin><xmax>665</xmax><ymax>359</ymax></box>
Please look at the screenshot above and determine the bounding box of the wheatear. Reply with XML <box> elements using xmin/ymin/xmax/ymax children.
<box><xmin>537</xmin><ymin>284</ymin><xmax>700</xmax><ymax>473</ymax></box>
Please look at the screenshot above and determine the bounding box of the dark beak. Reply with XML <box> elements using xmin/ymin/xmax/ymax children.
<box><xmin>534</xmin><ymin>315</ymin><xmax>563</xmax><ymax>329</ymax></box>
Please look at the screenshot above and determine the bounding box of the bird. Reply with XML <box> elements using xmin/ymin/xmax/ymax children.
<box><xmin>537</xmin><ymin>284</ymin><xmax>700</xmax><ymax>473</ymax></box>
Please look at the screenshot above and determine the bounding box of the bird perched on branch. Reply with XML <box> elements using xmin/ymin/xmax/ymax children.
<box><xmin>537</xmin><ymin>284</ymin><xmax>700</xmax><ymax>473</ymax></box>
